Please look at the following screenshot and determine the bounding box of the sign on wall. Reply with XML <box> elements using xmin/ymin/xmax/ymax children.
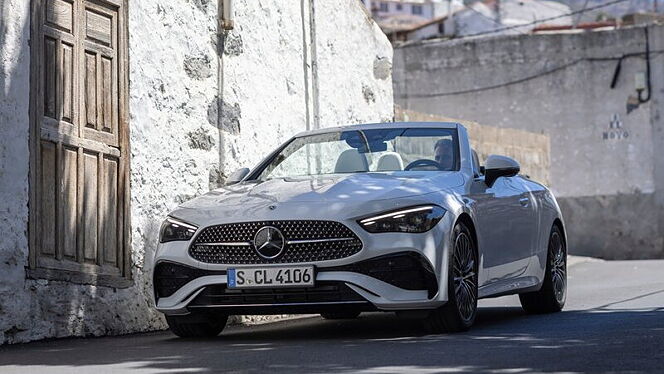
<box><xmin>603</xmin><ymin>114</ymin><xmax>629</xmax><ymax>140</ymax></box>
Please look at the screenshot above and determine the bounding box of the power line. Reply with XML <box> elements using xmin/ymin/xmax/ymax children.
<box><xmin>399</xmin><ymin>50</ymin><xmax>664</xmax><ymax>98</ymax></box>
<box><xmin>531</xmin><ymin>0</ymin><xmax>568</xmax><ymax>12</ymax></box>
<box><xmin>464</xmin><ymin>1</ymin><xmax>528</xmax><ymax>34</ymax></box>
<box><xmin>573</xmin><ymin>0</ymin><xmax>592</xmax><ymax>28</ymax></box>
<box><xmin>454</xmin><ymin>0</ymin><xmax>529</xmax><ymax>36</ymax></box>
<box><xmin>440</xmin><ymin>0</ymin><xmax>630</xmax><ymax>42</ymax></box>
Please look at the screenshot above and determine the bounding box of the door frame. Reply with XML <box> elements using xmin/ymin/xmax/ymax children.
<box><xmin>27</xmin><ymin>0</ymin><xmax>132</xmax><ymax>288</ymax></box>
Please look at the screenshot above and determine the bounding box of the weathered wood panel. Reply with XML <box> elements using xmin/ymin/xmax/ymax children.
<box><xmin>102</xmin><ymin>156</ymin><xmax>118</xmax><ymax>265</ymax></box>
<box><xmin>62</xmin><ymin>146</ymin><xmax>78</xmax><ymax>259</ymax></box>
<box><xmin>85</xmin><ymin>9</ymin><xmax>112</xmax><ymax>46</ymax></box>
<box><xmin>40</xmin><ymin>141</ymin><xmax>57</xmax><ymax>256</ymax></box>
<box><xmin>45</xmin><ymin>0</ymin><xmax>73</xmax><ymax>33</ymax></box>
<box><xmin>84</xmin><ymin>51</ymin><xmax>97</xmax><ymax>129</ymax></box>
<box><xmin>101</xmin><ymin>56</ymin><xmax>113</xmax><ymax>133</ymax></box>
<box><xmin>82</xmin><ymin>151</ymin><xmax>98</xmax><ymax>263</ymax></box>
<box><xmin>44</xmin><ymin>37</ymin><xmax>57</xmax><ymax>119</ymax></box>
<box><xmin>61</xmin><ymin>42</ymin><xmax>74</xmax><ymax>123</ymax></box>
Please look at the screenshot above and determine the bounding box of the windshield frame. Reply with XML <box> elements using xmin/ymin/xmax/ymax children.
<box><xmin>245</xmin><ymin>127</ymin><xmax>461</xmax><ymax>181</ymax></box>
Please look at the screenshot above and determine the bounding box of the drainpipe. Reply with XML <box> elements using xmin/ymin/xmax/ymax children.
<box><xmin>216</xmin><ymin>0</ymin><xmax>234</xmax><ymax>185</ymax></box>
<box><xmin>301</xmin><ymin>0</ymin><xmax>312</xmax><ymax>132</ymax></box>
<box><xmin>309</xmin><ymin>0</ymin><xmax>321</xmax><ymax>130</ymax></box>
<box><xmin>220</xmin><ymin>0</ymin><xmax>234</xmax><ymax>30</ymax></box>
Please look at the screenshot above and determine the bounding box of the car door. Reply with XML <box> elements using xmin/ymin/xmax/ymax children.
<box><xmin>469</xmin><ymin>175</ymin><xmax>531</xmax><ymax>284</ymax></box>
<box><xmin>511</xmin><ymin>176</ymin><xmax>541</xmax><ymax>258</ymax></box>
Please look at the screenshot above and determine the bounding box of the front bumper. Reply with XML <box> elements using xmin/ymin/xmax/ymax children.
<box><xmin>153</xmin><ymin>214</ymin><xmax>454</xmax><ymax>315</ymax></box>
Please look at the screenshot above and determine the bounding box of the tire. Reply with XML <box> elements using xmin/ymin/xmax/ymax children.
<box><xmin>320</xmin><ymin>311</ymin><xmax>361</xmax><ymax>320</ymax></box>
<box><xmin>165</xmin><ymin>313</ymin><xmax>228</xmax><ymax>338</ymax></box>
<box><xmin>519</xmin><ymin>225</ymin><xmax>566</xmax><ymax>314</ymax></box>
<box><xmin>425</xmin><ymin>222</ymin><xmax>478</xmax><ymax>333</ymax></box>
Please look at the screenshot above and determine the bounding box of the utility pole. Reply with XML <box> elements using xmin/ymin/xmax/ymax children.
<box><xmin>495</xmin><ymin>0</ymin><xmax>501</xmax><ymax>26</ymax></box>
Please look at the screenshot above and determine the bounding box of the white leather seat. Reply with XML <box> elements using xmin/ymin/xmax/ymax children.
<box><xmin>335</xmin><ymin>149</ymin><xmax>369</xmax><ymax>173</ymax></box>
<box><xmin>376</xmin><ymin>152</ymin><xmax>404</xmax><ymax>171</ymax></box>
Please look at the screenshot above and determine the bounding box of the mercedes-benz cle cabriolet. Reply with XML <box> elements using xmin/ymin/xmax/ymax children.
<box><xmin>153</xmin><ymin>122</ymin><xmax>567</xmax><ymax>337</ymax></box>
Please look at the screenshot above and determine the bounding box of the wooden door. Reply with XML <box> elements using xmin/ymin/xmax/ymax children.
<box><xmin>29</xmin><ymin>0</ymin><xmax>130</xmax><ymax>285</ymax></box>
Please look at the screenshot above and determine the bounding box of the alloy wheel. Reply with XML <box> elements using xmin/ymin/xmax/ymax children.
<box><xmin>453</xmin><ymin>231</ymin><xmax>477</xmax><ymax>322</ymax></box>
<box><xmin>550</xmin><ymin>231</ymin><xmax>566</xmax><ymax>304</ymax></box>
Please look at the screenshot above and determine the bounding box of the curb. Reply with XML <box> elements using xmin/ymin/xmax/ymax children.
<box><xmin>568</xmin><ymin>254</ymin><xmax>603</xmax><ymax>267</ymax></box>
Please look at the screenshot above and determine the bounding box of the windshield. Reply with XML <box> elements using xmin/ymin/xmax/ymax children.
<box><xmin>255</xmin><ymin>127</ymin><xmax>459</xmax><ymax>180</ymax></box>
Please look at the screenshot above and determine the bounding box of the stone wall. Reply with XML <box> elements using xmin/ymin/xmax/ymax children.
<box><xmin>393</xmin><ymin>25</ymin><xmax>664</xmax><ymax>259</ymax></box>
<box><xmin>0</xmin><ymin>0</ymin><xmax>393</xmax><ymax>344</ymax></box>
<box><xmin>396</xmin><ymin>108</ymin><xmax>550</xmax><ymax>185</ymax></box>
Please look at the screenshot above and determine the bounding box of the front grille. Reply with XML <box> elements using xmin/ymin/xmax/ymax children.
<box><xmin>189</xmin><ymin>281</ymin><xmax>366</xmax><ymax>306</ymax></box>
<box><xmin>189</xmin><ymin>220</ymin><xmax>363</xmax><ymax>264</ymax></box>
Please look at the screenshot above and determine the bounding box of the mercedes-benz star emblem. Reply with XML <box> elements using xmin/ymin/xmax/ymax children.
<box><xmin>253</xmin><ymin>226</ymin><xmax>285</xmax><ymax>259</ymax></box>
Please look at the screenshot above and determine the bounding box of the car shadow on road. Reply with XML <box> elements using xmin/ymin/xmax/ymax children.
<box><xmin>212</xmin><ymin>306</ymin><xmax>529</xmax><ymax>342</ymax></box>
<box><xmin>1</xmin><ymin>306</ymin><xmax>663</xmax><ymax>373</ymax></box>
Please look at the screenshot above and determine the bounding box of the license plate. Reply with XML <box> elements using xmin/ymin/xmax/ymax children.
<box><xmin>227</xmin><ymin>266</ymin><xmax>315</xmax><ymax>289</ymax></box>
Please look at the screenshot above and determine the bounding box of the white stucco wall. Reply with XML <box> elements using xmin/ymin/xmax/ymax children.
<box><xmin>0</xmin><ymin>0</ymin><xmax>393</xmax><ymax>344</ymax></box>
<box><xmin>220</xmin><ymin>0</ymin><xmax>393</xmax><ymax>174</ymax></box>
<box><xmin>315</xmin><ymin>0</ymin><xmax>393</xmax><ymax>128</ymax></box>
<box><xmin>0</xmin><ymin>0</ymin><xmax>32</xmax><ymax>345</ymax></box>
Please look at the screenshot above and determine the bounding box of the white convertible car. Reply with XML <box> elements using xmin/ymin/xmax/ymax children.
<box><xmin>153</xmin><ymin>122</ymin><xmax>567</xmax><ymax>337</ymax></box>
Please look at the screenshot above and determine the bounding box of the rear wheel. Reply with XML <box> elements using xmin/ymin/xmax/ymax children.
<box><xmin>320</xmin><ymin>311</ymin><xmax>361</xmax><ymax>320</ymax></box>
<box><xmin>425</xmin><ymin>222</ymin><xmax>478</xmax><ymax>333</ymax></box>
<box><xmin>519</xmin><ymin>225</ymin><xmax>566</xmax><ymax>314</ymax></box>
<box><xmin>165</xmin><ymin>313</ymin><xmax>228</xmax><ymax>338</ymax></box>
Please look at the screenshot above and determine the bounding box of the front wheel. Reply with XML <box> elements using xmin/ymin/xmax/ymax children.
<box><xmin>165</xmin><ymin>313</ymin><xmax>228</xmax><ymax>338</ymax></box>
<box><xmin>519</xmin><ymin>225</ymin><xmax>566</xmax><ymax>314</ymax></box>
<box><xmin>425</xmin><ymin>222</ymin><xmax>478</xmax><ymax>333</ymax></box>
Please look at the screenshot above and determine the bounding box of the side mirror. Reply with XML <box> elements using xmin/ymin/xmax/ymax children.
<box><xmin>484</xmin><ymin>155</ymin><xmax>520</xmax><ymax>188</ymax></box>
<box><xmin>225</xmin><ymin>168</ymin><xmax>250</xmax><ymax>185</ymax></box>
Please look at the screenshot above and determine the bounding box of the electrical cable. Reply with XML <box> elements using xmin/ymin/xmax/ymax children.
<box><xmin>457</xmin><ymin>0</ymin><xmax>629</xmax><ymax>38</ymax></box>
<box><xmin>573</xmin><ymin>0</ymin><xmax>591</xmax><ymax>28</ymax></box>
<box><xmin>398</xmin><ymin>0</ymin><xmax>631</xmax><ymax>45</ymax></box>
<box><xmin>463</xmin><ymin>1</ymin><xmax>528</xmax><ymax>35</ymax></box>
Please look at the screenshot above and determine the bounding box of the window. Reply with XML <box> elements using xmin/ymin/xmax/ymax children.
<box><xmin>28</xmin><ymin>0</ymin><xmax>131</xmax><ymax>287</ymax></box>
<box><xmin>471</xmin><ymin>149</ymin><xmax>483</xmax><ymax>177</ymax></box>
<box><xmin>396</xmin><ymin>3</ymin><xmax>403</xmax><ymax>11</ymax></box>
<box><xmin>412</xmin><ymin>5</ymin><xmax>423</xmax><ymax>15</ymax></box>
<box><xmin>379</xmin><ymin>2</ymin><xmax>389</xmax><ymax>12</ymax></box>
<box><xmin>438</xmin><ymin>22</ymin><xmax>445</xmax><ymax>34</ymax></box>
<box><xmin>254</xmin><ymin>128</ymin><xmax>460</xmax><ymax>180</ymax></box>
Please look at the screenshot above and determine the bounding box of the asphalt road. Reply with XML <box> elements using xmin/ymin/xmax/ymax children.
<box><xmin>1</xmin><ymin>259</ymin><xmax>663</xmax><ymax>374</ymax></box>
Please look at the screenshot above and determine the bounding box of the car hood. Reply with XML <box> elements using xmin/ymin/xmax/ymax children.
<box><xmin>171</xmin><ymin>172</ymin><xmax>464</xmax><ymax>225</ymax></box>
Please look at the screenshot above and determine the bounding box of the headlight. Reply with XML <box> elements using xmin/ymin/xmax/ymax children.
<box><xmin>358</xmin><ymin>205</ymin><xmax>446</xmax><ymax>233</ymax></box>
<box><xmin>159</xmin><ymin>217</ymin><xmax>198</xmax><ymax>243</ymax></box>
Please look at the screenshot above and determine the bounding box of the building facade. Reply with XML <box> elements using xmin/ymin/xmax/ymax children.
<box><xmin>367</xmin><ymin>0</ymin><xmax>442</xmax><ymax>19</ymax></box>
<box><xmin>0</xmin><ymin>0</ymin><xmax>393</xmax><ymax>344</ymax></box>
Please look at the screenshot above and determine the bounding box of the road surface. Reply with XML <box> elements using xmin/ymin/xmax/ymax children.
<box><xmin>1</xmin><ymin>259</ymin><xmax>663</xmax><ymax>373</ymax></box>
